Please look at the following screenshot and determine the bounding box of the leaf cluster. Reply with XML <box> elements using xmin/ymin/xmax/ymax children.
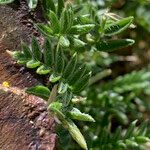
<box><xmin>4</xmin><ymin>0</ymin><xmax>150</xmax><ymax>150</ymax></box>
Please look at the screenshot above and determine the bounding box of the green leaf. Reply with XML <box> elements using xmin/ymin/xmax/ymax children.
<box><xmin>66</xmin><ymin>120</ymin><xmax>88</xmax><ymax>150</ymax></box>
<box><xmin>28</xmin><ymin>0</ymin><xmax>38</xmax><ymax>10</ymax></box>
<box><xmin>96</xmin><ymin>39</ymin><xmax>135</xmax><ymax>52</ymax></box>
<box><xmin>11</xmin><ymin>51</ymin><xmax>29</xmax><ymax>65</ymax></box>
<box><xmin>12</xmin><ymin>51</ymin><xmax>25</xmax><ymax>60</ymax></box>
<box><xmin>117</xmin><ymin>141</ymin><xmax>126</xmax><ymax>149</ymax></box>
<box><xmin>49</xmin><ymin>73</ymin><xmax>61</xmax><ymax>83</ymax></box>
<box><xmin>59</xmin><ymin>36</ymin><xmax>70</xmax><ymax>48</ymax></box>
<box><xmin>109</xmin><ymin>109</ymin><xmax>128</xmax><ymax>124</ymax></box>
<box><xmin>26</xmin><ymin>85</ymin><xmax>50</xmax><ymax>100</ymax></box>
<box><xmin>55</xmin><ymin>48</ymin><xmax>65</xmax><ymax>74</ymax></box>
<box><xmin>49</xmin><ymin>101</ymin><xmax>62</xmax><ymax>111</ymax></box>
<box><xmin>67</xmin><ymin>8</ymin><xmax>74</xmax><ymax>30</ymax></box>
<box><xmin>62</xmin><ymin>90</ymin><xmax>73</xmax><ymax>106</ymax></box>
<box><xmin>69</xmin><ymin>24</ymin><xmax>95</xmax><ymax>34</ymax></box>
<box><xmin>135</xmin><ymin>136</ymin><xmax>149</xmax><ymax>144</ymax></box>
<box><xmin>60</xmin><ymin>9</ymin><xmax>68</xmax><ymax>33</ymax></box>
<box><xmin>71</xmin><ymin>72</ymin><xmax>91</xmax><ymax>93</ymax></box>
<box><xmin>138</xmin><ymin>122</ymin><xmax>148</xmax><ymax>135</ymax></box>
<box><xmin>71</xmin><ymin>96</ymin><xmax>86</xmax><ymax>104</ymax></box>
<box><xmin>125</xmin><ymin>139</ymin><xmax>138</xmax><ymax>147</ymax></box>
<box><xmin>48</xmin><ymin>11</ymin><xmax>60</xmax><ymax>34</ymax></box>
<box><xmin>57</xmin><ymin>0</ymin><xmax>64</xmax><ymax>18</ymax></box>
<box><xmin>36</xmin><ymin>24</ymin><xmax>53</xmax><ymax>37</ymax></box>
<box><xmin>0</xmin><ymin>0</ymin><xmax>14</xmax><ymax>4</ymax></box>
<box><xmin>73</xmin><ymin>5</ymin><xmax>83</xmax><ymax>14</ymax></box>
<box><xmin>17</xmin><ymin>60</ymin><xmax>28</xmax><ymax>65</ymax></box>
<box><xmin>31</xmin><ymin>37</ymin><xmax>42</xmax><ymax>60</ymax></box>
<box><xmin>77</xmin><ymin>14</ymin><xmax>92</xmax><ymax>24</ymax></box>
<box><xmin>68</xmin><ymin>64</ymin><xmax>86</xmax><ymax>86</ymax></box>
<box><xmin>69</xmin><ymin>108</ymin><xmax>95</xmax><ymax>122</ymax></box>
<box><xmin>124</xmin><ymin>120</ymin><xmax>137</xmax><ymax>139</ymax></box>
<box><xmin>42</xmin><ymin>0</ymin><xmax>55</xmax><ymax>13</ymax></box>
<box><xmin>44</xmin><ymin>39</ymin><xmax>54</xmax><ymax>67</ymax></box>
<box><xmin>104</xmin><ymin>16</ymin><xmax>134</xmax><ymax>36</ymax></box>
<box><xmin>60</xmin><ymin>8</ymin><xmax>73</xmax><ymax>33</ymax></box>
<box><xmin>113</xmin><ymin>127</ymin><xmax>122</xmax><ymax>141</ymax></box>
<box><xmin>26</xmin><ymin>59</ymin><xmax>41</xmax><ymax>68</ymax></box>
<box><xmin>63</xmin><ymin>53</ymin><xmax>77</xmax><ymax>80</ymax></box>
<box><xmin>58</xmin><ymin>82</ymin><xmax>68</xmax><ymax>94</ymax></box>
<box><xmin>71</xmin><ymin>38</ymin><xmax>86</xmax><ymax>48</ymax></box>
<box><xmin>21</xmin><ymin>42</ymin><xmax>32</xmax><ymax>58</ymax></box>
<box><xmin>36</xmin><ymin>65</ymin><xmax>50</xmax><ymax>75</ymax></box>
<box><xmin>48</xmin><ymin>102</ymin><xmax>65</xmax><ymax>119</ymax></box>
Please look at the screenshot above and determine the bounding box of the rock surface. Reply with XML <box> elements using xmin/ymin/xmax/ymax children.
<box><xmin>0</xmin><ymin>1</ymin><xmax>56</xmax><ymax>149</ymax></box>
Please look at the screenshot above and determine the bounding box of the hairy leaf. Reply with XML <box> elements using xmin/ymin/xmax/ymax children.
<box><xmin>63</xmin><ymin>53</ymin><xmax>77</xmax><ymax>80</ymax></box>
<box><xmin>26</xmin><ymin>85</ymin><xmax>50</xmax><ymax>100</ymax></box>
<box><xmin>77</xmin><ymin>14</ymin><xmax>92</xmax><ymax>24</ymax></box>
<box><xmin>96</xmin><ymin>39</ymin><xmax>135</xmax><ymax>52</ymax></box>
<box><xmin>68</xmin><ymin>64</ymin><xmax>86</xmax><ymax>85</ymax></box>
<box><xmin>59</xmin><ymin>36</ymin><xmax>70</xmax><ymax>48</ymax></box>
<box><xmin>12</xmin><ymin>51</ymin><xmax>25</xmax><ymax>60</ymax></box>
<box><xmin>71</xmin><ymin>72</ymin><xmax>91</xmax><ymax>93</ymax></box>
<box><xmin>31</xmin><ymin>37</ymin><xmax>42</xmax><ymax>60</ymax></box>
<box><xmin>48</xmin><ymin>11</ymin><xmax>60</xmax><ymax>34</ymax></box>
<box><xmin>49</xmin><ymin>102</ymin><xmax>65</xmax><ymax>119</ymax></box>
<box><xmin>26</xmin><ymin>59</ymin><xmax>41</xmax><ymax>68</ymax></box>
<box><xmin>71</xmin><ymin>38</ymin><xmax>86</xmax><ymax>48</ymax></box>
<box><xmin>69</xmin><ymin>108</ymin><xmax>95</xmax><ymax>122</ymax></box>
<box><xmin>104</xmin><ymin>16</ymin><xmax>134</xmax><ymax>36</ymax></box>
<box><xmin>62</xmin><ymin>90</ymin><xmax>73</xmax><ymax>106</ymax></box>
<box><xmin>55</xmin><ymin>48</ymin><xmax>65</xmax><ymax>74</ymax></box>
<box><xmin>42</xmin><ymin>0</ymin><xmax>55</xmax><ymax>13</ymax></box>
<box><xmin>21</xmin><ymin>42</ymin><xmax>32</xmax><ymax>58</ymax></box>
<box><xmin>60</xmin><ymin>8</ymin><xmax>73</xmax><ymax>33</ymax></box>
<box><xmin>58</xmin><ymin>82</ymin><xmax>68</xmax><ymax>94</ymax></box>
<box><xmin>36</xmin><ymin>24</ymin><xmax>53</xmax><ymax>37</ymax></box>
<box><xmin>36</xmin><ymin>65</ymin><xmax>50</xmax><ymax>75</ymax></box>
<box><xmin>11</xmin><ymin>51</ymin><xmax>29</xmax><ymax>65</ymax></box>
<box><xmin>66</xmin><ymin>120</ymin><xmax>88</xmax><ymax>150</ymax></box>
<box><xmin>69</xmin><ymin>24</ymin><xmax>95</xmax><ymax>34</ymax></box>
<box><xmin>44</xmin><ymin>39</ymin><xmax>54</xmax><ymax>67</ymax></box>
<box><xmin>49</xmin><ymin>73</ymin><xmax>61</xmax><ymax>83</ymax></box>
<box><xmin>57</xmin><ymin>0</ymin><xmax>64</xmax><ymax>18</ymax></box>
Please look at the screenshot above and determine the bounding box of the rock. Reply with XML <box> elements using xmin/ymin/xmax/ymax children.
<box><xmin>0</xmin><ymin>1</ymin><xmax>56</xmax><ymax>149</ymax></box>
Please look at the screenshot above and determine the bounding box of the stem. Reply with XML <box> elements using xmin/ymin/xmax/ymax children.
<box><xmin>48</xmin><ymin>38</ymin><xmax>61</xmax><ymax>105</ymax></box>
